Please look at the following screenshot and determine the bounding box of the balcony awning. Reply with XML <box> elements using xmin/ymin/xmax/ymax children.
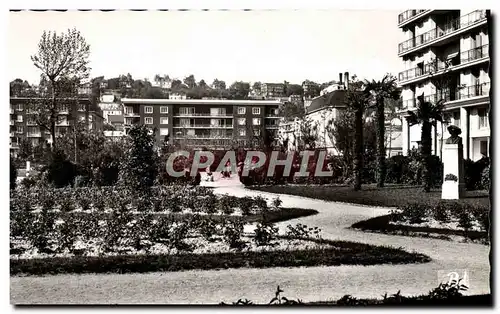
<box><xmin>447</xmin><ymin>52</ymin><xmax>459</xmax><ymax>60</ymax></box>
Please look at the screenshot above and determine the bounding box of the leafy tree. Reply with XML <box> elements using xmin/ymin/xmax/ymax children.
<box><xmin>10</xmin><ymin>79</ymin><xmax>31</xmax><ymax>96</ymax></box>
<box><xmin>171</xmin><ymin>79</ymin><xmax>184</xmax><ymax>90</ymax></box>
<box><xmin>212</xmin><ymin>78</ymin><xmax>226</xmax><ymax>90</ymax></box>
<box><xmin>198</xmin><ymin>79</ymin><xmax>208</xmax><ymax>89</ymax></box>
<box><xmin>184</xmin><ymin>74</ymin><xmax>197</xmax><ymax>89</ymax></box>
<box><xmin>228</xmin><ymin>81</ymin><xmax>250</xmax><ymax>100</ymax></box>
<box><xmin>285</xmin><ymin>84</ymin><xmax>304</xmax><ymax>97</ymax></box>
<box><xmin>142</xmin><ymin>87</ymin><xmax>167</xmax><ymax>99</ymax></box>
<box><xmin>47</xmin><ymin>149</ymin><xmax>77</xmax><ymax>188</ymax></box>
<box><xmin>252</xmin><ymin>82</ymin><xmax>262</xmax><ymax>93</ymax></box>
<box><xmin>297</xmin><ymin>117</ymin><xmax>319</xmax><ymax>150</ymax></box>
<box><xmin>10</xmin><ymin>157</ymin><xmax>17</xmax><ymax>190</ymax></box>
<box><xmin>364</xmin><ymin>74</ymin><xmax>400</xmax><ymax>187</ymax></box>
<box><xmin>118</xmin><ymin>125</ymin><xmax>159</xmax><ymax>191</ymax></box>
<box><xmin>279</xmin><ymin>101</ymin><xmax>305</xmax><ymax>121</ymax></box>
<box><xmin>344</xmin><ymin>76</ymin><xmax>371</xmax><ymax>191</ymax></box>
<box><xmin>302</xmin><ymin>80</ymin><xmax>321</xmax><ymax>98</ymax></box>
<box><xmin>406</xmin><ymin>94</ymin><xmax>446</xmax><ymax>192</ymax></box>
<box><xmin>30</xmin><ymin>28</ymin><xmax>91</xmax><ymax>151</ymax></box>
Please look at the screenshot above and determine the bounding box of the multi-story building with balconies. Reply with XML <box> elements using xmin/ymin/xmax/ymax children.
<box><xmin>9</xmin><ymin>91</ymin><xmax>104</xmax><ymax>156</ymax></box>
<box><xmin>120</xmin><ymin>98</ymin><xmax>282</xmax><ymax>149</ymax></box>
<box><xmin>397</xmin><ymin>9</ymin><xmax>490</xmax><ymax>161</ymax></box>
<box><xmin>261</xmin><ymin>83</ymin><xmax>285</xmax><ymax>99</ymax></box>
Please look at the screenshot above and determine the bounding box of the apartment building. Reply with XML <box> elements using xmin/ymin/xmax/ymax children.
<box><xmin>261</xmin><ymin>83</ymin><xmax>285</xmax><ymax>99</ymax></box>
<box><xmin>10</xmin><ymin>93</ymin><xmax>104</xmax><ymax>156</ymax></box>
<box><xmin>397</xmin><ymin>9</ymin><xmax>490</xmax><ymax>161</ymax></box>
<box><xmin>120</xmin><ymin>98</ymin><xmax>282</xmax><ymax>149</ymax></box>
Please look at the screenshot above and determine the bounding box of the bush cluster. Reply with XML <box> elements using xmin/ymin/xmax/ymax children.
<box><xmin>394</xmin><ymin>201</ymin><xmax>489</xmax><ymax>232</ymax></box>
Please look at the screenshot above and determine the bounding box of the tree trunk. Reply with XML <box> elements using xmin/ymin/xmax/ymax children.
<box><xmin>421</xmin><ymin>121</ymin><xmax>432</xmax><ymax>192</ymax></box>
<box><xmin>50</xmin><ymin>80</ymin><xmax>57</xmax><ymax>152</ymax></box>
<box><xmin>353</xmin><ymin>107</ymin><xmax>364</xmax><ymax>191</ymax></box>
<box><xmin>376</xmin><ymin>101</ymin><xmax>386</xmax><ymax>187</ymax></box>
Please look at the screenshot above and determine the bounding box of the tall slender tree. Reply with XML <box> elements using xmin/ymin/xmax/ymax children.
<box><xmin>406</xmin><ymin>93</ymin><xmax>446</xmax><ymax>192</ymax></box>
<box><xmin>344</xmin><ymin>77</ymin><xmax>370</xmax><ymax>190</ymax></box>
<box><xmin>365</xmin><ymin>74</ymin><xmax>400</xmax><ymax>187</ymax></box>
<box><xmin>30</xmin><ymin>28</ymin><xmax>91</xmax><ymax>151</ymax></box>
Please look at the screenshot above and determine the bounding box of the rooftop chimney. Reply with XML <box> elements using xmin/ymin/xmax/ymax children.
<box><xmin>344</xmin><ymin>72</ymin><xmax>349</xmax><ymax>90</ymax></box>
<box><xmin>339</xmin><ymin>73</ymin><xmax>343</xmax><ymax>87</ymax></box>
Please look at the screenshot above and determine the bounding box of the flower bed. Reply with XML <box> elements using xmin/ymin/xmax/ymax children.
<box><xmin>352</xmin><ymin>200</ymin><xmax>490</xmax><ymax>243</ymax></box>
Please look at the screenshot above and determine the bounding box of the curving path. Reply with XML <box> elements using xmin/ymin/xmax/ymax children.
<box><xmin>10</xmin><ymin>178</ymin><xmax>490</xmax><ymax>304</ymax></box>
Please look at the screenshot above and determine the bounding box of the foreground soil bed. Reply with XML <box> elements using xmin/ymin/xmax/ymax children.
<box><xmin>10</xmin><ymin>238</ymin><xmax>430</xmax><ymax>276</ymax></box>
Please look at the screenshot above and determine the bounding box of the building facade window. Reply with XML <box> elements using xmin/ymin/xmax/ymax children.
<box><xmin>238</xmin><ymin>118</ymin><xmax>246</xmax><ymax>125</ymax></box>
<box><xmin>179</xmin><ymin>107</ymin><xmax>195</xmax><ymax>115</ymax></box>
<box><xmin>239</xmin><ymin>128</ymin><xmax>246</xmax><ymax>136</ymax></box>
<box><xmin>125</xmin><ymin>106</ymin><xmax>134</xmax><ymax>115</ymax></box>
<box><xmin>17</xmin><ymin>103</ymin><xmax>23</xmax><ymax>111</ymax></box>
<box><xmin>17</xmin><ymin>115</ymin><xmax>23</xmax><ymax>122</ymax></box>
<box><xmin>16</xmin><ymin>126</ymin><xmax>23</xmax><ymax>133</ymax></box>
<box><xmin>252</xmin><ymin>107</ymin><xmax>261</xmax><ymax>115</ymax></box>
<box><xmin>145</xmin><ymin>117</ymin><xmax>153</xmax><ymax>124</ymax></box>
<box><xmin>160</xmin><ymin>128</ymin><xmax>169</xmax><ymax>136</ymax></box>
<box><xmin>160</xmin><ymin>106</ymin><xmax>169</xmax><ymax>114</ymax></box>
<box><xmin>211</xmin><ymin>108</ymin><xmax>226</xmax><ymax>116</ymax></box>
<box><xmin>238</xmin><ymin>107</ymin><xmax>246</xmax><ymax>114</ymax></box>
<box><xmin>453</xmin><ymin>111</ymin><xmax>460</xmax><ymax>126</ymax></box>
<box><xmin>252</xmin><ymin>118</ymin><xmax>261</xmax><ymax>125</ymax></box>
<box><xmin>478</xmin><ymin>108</ymin><xmax>487</xmax><ymax>128</ymax></box>
<box><xmin>145</xmin><ymin>106</ymin><xmax>153</xmax><ymax>114</ymax></box>
<box><xmin>27</xmin><ymin>126</ymin><xmax>39</xmax><ymax>136</ymax></box>
<box><xmin>254</xmin><ymin>129</ymin><xmax>261</xmax><ymax>136</ymax></box>
<box><xmin>160</xmin><ymin>117</ymin><xmax>169</xmax><ymax>125</ymax></box>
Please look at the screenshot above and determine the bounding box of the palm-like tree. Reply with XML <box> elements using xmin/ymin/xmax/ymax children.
<box><xmin>344</xmin><ymin>78</ymin><xmax>370</xmax><ymax>191</ymax></box>
<box><xmin>406</xmin><ymin>93</ymin><xmax>446</xmax><ymax>192</ymax></box>
<box><xmin>365</xmin><ymin>74</ymin><xmax>400</xmax><ymax>187</ymax></box>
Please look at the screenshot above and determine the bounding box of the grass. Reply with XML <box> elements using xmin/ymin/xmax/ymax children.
<box><xmin>10</xmin><ymin>237</ymin><xmax>430</xmax><ymax>276</ymax></box>
<box><xmin>249</xmin><ymin>184</ymin><xmax>490</xmax><ymax>208</ymax></box>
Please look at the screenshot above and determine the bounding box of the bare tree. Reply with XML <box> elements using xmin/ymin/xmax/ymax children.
<box><xmin>30</xmin><ymin>28</ymin><xmax>91</xmax><ymax>151</ymax></box>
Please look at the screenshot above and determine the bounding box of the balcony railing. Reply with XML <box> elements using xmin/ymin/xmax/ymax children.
<box><xmin>398</xmin><ymin>10</ymin><xmax>487</xmax><ymax>54</ymax></box>
<box><xmin>27</xmin><ymin>133</ymin><xmax>42</xmax><ymax>138</ymax></box>
<box><xmin>398</xmin><ymin>9</ymin><xmax>428</xmax><ymax>24</ymax></box>
<box><xmin>173</xmin><ymin>135</ymin><xmax>233</xmax><ymax>140</ymax></box>
<box><xmin>460</xmin><ymin>44</ymin><xmax>489</xmax><ymax>63</ymax></box>
<box><xmin>404</xmin><ymin>82</ymin><xmax>490</xmax><ymax>109</ymax></box>
<box><xmin>399</xmin><ymin>44</ymin><xmax>489</xmax><ymax>83</ymax></box>
<box><xmin>173</xmin><ymin>124</ymin><xmax>233</xmax><ymax>128</ymax></box>
<box><xmin>174</xmin><ymin>112</ymin><xmax>232</xmax><ymax>117</ymax></box>
<box><xmin>124</xmin><ymin>112</ymin><xmax>140</xmax><ymax>117</ymax></box>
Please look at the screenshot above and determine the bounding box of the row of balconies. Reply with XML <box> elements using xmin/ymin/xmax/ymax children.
<box><xmin>398</xmin><ymin>9</ymin><xmax>429</xmax><ymax>25</ymax></box>
<box><xmin>402</xmin><ymin>82</ymin><xmax>490</xmax><ymax>108</ymax></box>
<box><xmin>398</xmin><ymin>10</ymin><xmax>487</xmax><ymax>55</ymax></box>
<box><xmin>123</xmin><ymin>112</ymin><xmax>280</xmax><ymax>118</ymax></box>
<box><xmin>398</xmin><ymin>44</ymin><xmax>489</xmax><ymax>82</ymax></box>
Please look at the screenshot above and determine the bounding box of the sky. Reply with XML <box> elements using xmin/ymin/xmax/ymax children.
<box><xmin>8</xmin><ymin>9</ymin><xmax>403</xmax><ymax>86</ymax></box>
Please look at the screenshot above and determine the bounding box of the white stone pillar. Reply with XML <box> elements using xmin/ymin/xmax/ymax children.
<box><xmin>460</xmin><ymin>107</ymin><xmax>469</xmax><ymax>160</ymax></box>
<box><xmin>442</xmin><ymin>142</ymin><xmax>465</xmax><ymax>199</ymax></box>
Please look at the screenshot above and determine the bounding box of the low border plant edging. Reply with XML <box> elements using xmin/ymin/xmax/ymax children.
<box><xmin>351</xmin><ymin>214</ymin><xmax>489</xmax><ymax>244</ymax></box>
<box><xmin>10</xmin><ymin>237</ymin><xmax>431</xmax><ymax>276</ymax></box>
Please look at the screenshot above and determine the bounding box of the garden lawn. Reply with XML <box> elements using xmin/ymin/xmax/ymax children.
<box><xmin>249</xmin><ymin>184</ymin><xmax>490</xmax><ymax>208</ymax></box>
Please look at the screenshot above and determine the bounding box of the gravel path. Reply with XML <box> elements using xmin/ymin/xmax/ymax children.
<box><xmin>10</xmin><ymin>179</ymin><xmax>491</xmax><ymax>304</ymax></box>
